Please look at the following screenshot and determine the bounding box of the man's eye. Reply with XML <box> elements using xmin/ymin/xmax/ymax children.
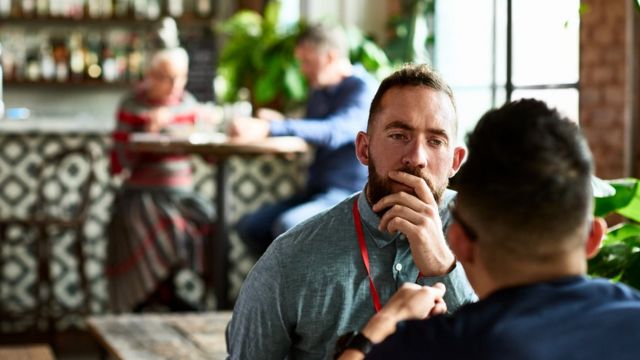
<box><xmin>389</xmin><ymin>133</ymin><xmax>407</xmax><ymax>140</ymax></box>
<box><xmin>429</xmin><ymin>138</ymin><xmax>445</xmax><ymax>146</ymax></box>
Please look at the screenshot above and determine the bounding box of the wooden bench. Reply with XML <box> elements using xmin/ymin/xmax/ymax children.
<box><xmin>87</xmin><ymin>312</ymin><xmax>232</xmax><ymax>360</ymax></box>
<box><xmin>0</xmin><ymin>344</ymin><xmax>56</xmax><ymax>360</ymax></box>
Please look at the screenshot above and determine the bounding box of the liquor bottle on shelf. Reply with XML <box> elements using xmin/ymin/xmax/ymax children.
<box><xmin>114</xmin><ymin>0</ymin><xmax>129</xmax><ymax>17</ymax></box>
<box><xmin>52</xmin><ymin>36</ymin><xmax>69</xmax><ymax>82</ymax></box>
<box><xmin>102</xmin><ymin>34</ymin><xmax>118</xmax><ymax>82</ymax></box>
<box><xmin>0</xmin><ymin>0</ymin><xmax>10</xmax><ymax>17</ymax></box>
<box><xmin>36</xmin><ymin>0</ymin><xmax>47</xmax><ymax>17</ymax></box>
<box><xmin>196</xmin><ymin>0</ymin><xmax>211</xmax><ymax>17</ymax></box>
<box><xmin>25</xmin><ymin>50</ymin><xmax>40</xmax><ymax>82</ymax></box>
<box><xmin>167</xmin><ymin>0</ymin><xmax>184</xmax><ymax>17</ymax></box>
<box><xmin>110</xmin><ymin>31</ymin><xmax>130</xmax><ymax>82</ymax></box>
<box><xmin>127</xmin><ymin>33</ymin><xmax>144</xmax><ymax>81</ymax></box>
<box><xmin>147</xmin><ymin>0</ymin><xmax>161</xmax><ymax>19</ymax></box>
<box><xmin>21</xmin><ymin>0</ymin><xmax>36</xmax><ymax>17</ymax></box>
<box><xmin>133</xmin><ymin>0</ymin><xmax>147</xmax><ymax>19</ymax></box>
<box><xmin>39</xmin><ymin>41</ymin><xmax>55</xmax><ymax>81</ymax></box>
<box><xmin>85</xmin><ymin>32</ymin><xmax>102</xmax><ymax>80</ymax></box>
<box><xmin>69</xmin><ymin>31</ymin><xmax>85</xmax><ymax>81</ymax></box>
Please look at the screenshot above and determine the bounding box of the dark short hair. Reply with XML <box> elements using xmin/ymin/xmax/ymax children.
<box><xmin>367</xmin><ymin>64</ymin><xmax>457</xmax><ymax>133</ymax></box>
<box><xmin>455</xmin><ymin>99</ymin><xmax>593</xmax><ymax>260</ymax></box>
<box><xmin>296</xmin><ymin>23</ymin><xmax>349</xmax><ymax>59</ymax></box>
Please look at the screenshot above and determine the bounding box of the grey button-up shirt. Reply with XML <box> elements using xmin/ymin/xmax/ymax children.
<box><xmin>227</xmin><ymin>190</ymin><xmax>476</xmax><ymax>359</ymax></box>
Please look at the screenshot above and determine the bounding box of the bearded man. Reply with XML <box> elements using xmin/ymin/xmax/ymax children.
<box><xmin>226</xmin><ymin>64</ymin><xmax>476</xmax><ymax>360</ymax></box>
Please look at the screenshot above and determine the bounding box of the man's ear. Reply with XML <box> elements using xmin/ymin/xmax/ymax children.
<box><xmin>586</xmin><ymin>217</ymin><xmax>607</xmax><ymax>259</ymax></box>
<box><xmin>355</xmin><ymin>131</ymin><xmax>370</xmax><ymax>166</ymax></box>
<box><xmin>448</xmin><ymin>222</ymin><xmax>475</xmax><ymax>265</ymax></box>
<box><xmin>449</xmin><ymin>146</ymin><xmax>466</xmax><ymax>178</ymax></box>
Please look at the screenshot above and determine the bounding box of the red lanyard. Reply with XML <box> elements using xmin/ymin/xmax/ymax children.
<box><xmin>352</xmin><ymin>198</ymin><xmax>382</xmax><ymax>313</ymax></box>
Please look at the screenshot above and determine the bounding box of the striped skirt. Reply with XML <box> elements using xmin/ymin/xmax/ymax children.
<box><xmin>106</xmin><ymin>187</ymin><xmax>215</xmax><ymax>312</ymax></box>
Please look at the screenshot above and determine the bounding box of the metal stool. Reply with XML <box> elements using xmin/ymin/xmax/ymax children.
<box><xmin>0</xmin><ymin>146</ymin><xmax>96</xmax><ymax>335</ymax></box>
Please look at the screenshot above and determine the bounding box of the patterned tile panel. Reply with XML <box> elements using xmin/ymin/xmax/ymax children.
<box><xmin>0</xmin><ymin>133</ymin><xmax>308</xmax><ymax>331</ymax></box>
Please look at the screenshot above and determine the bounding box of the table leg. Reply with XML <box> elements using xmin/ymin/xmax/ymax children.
<box><xmin>214</xmin><ymin>160</ymin><xmax>230</xmax><ymax>309</ymax></box>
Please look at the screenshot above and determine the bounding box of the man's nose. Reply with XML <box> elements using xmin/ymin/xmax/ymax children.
<box><xmin>402</xmin><ymin>139</ymin><xmax>428</xmax><ymax>169</ymax></box>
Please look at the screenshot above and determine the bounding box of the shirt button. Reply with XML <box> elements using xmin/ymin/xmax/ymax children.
<box><xmin>395</xmin><ymin>263</ymin><xmax>403</xmax><ymax>272</ymax></box>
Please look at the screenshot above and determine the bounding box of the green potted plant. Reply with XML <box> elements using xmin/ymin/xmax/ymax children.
<box><xmin>215</xmin><ymin>0</ymin><xmax>391</xmax><ymax>113</ymax></box>
<box><xmin>588</xmin><ymin>178</ymin><xmax>640</xmax><ymax>290</ymax></box>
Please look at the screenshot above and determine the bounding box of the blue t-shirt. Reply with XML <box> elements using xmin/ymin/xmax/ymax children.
<box><xmin>269</xmin><ymin>65</ymin><xmax>377</xmax><ymax>193</ymax></box>
<box><xmin>368</xmin><ymin>276</ymin><xmax>640</xmax><ymax>360</ymax></box>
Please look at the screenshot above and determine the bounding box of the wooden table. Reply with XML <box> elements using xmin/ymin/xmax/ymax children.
<box><xmin>128</xmin><ymin>134</ymin><xmax>309</xmax><ymax>309</ymax></box>
<box><xmin>87</xmin><ymin>312</ymin><xmax>233</xmax><ymax>360</ymax></box>
<box><xmin>0</xmin><ymin>344</ymin><xmax>55</xmax><ymax>360</ymax></box>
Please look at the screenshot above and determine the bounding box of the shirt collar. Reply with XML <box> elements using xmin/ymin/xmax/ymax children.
<box><xmin>356</xmin><ymin>188</ymin><xmax>457</xmax><ymax>249</ymax></box>
<box><xmin>356</xmin><ymin>191</ymin><xmax>402</xmax><ymax>248</ymax></box>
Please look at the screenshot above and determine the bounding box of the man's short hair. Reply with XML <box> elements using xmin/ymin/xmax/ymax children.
<box><xmin>150</xmin><ymin>47</ymin><xmax>189</xmax><ymax>71</ymax></box>
<box><xmin>455</xmin><ymin>99</ymin><xmax>593</xmax><ymax>265</ymax></box>
<box><xmin>296</xmin><ymin>23</ymin><xmax>350</xmax><ymax>59</ymax></box>
<box><xmin>367</xmin><ymin>64</ymin><xmax>457</xmax><ymax>133</ymax></box>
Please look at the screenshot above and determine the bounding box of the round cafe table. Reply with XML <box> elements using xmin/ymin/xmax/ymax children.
<box><xmin>128</xmin><ymin>133</ymin><xmax>309</xmax><ymax>309</ymax></box>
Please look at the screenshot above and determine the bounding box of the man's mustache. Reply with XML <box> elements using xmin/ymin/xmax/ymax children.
<box><xmin>397</xmin><ymin>165</ymin><xmax>436</xmax><ymax>195</ymax></box>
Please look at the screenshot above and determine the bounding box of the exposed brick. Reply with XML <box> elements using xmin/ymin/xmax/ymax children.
<box><xmin>580</xmin><ymin>0</ymin><xmax>631</xmax><ymax>177</ymax></box>
<box><xmin>580</xmin><ymin>88</ymin><xmax>601</xmax><ymax>105</ymax></box>
<box><xmin>591</xmin><ymin>67</ymin><xmax>615</xmax><ymax>84</ymax></box>
<box><xmin>592</xmin><ymin>26</ymin><xmax>615</xmax><ymax>45</ymax></box>
<box><xmin>602</xmin><ymin>49</ymin><xmax>624</xmax><ymax>64</ymax></box>
<box><xmin>581</xmin><ymin>47</ymin><xmax>601</xmax><ymax>65</ymax></box>
<box><xmin>603</xmin><ymin>86</ymin><xmax>626</xmax><ymax>105</ymax></box>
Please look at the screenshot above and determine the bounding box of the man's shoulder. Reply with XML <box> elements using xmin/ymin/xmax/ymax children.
<box><xmin>339</xmin><ymin>66</ymin><xmax>377</xmax><ymax>92</ymax></box>
<box><xmin>271</xmin><ymin>193</ymin><xmax>359</xmax><ymax>251</ymax></box>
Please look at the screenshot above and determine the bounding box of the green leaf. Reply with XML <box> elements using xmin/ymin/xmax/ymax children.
<box><xmin>603</xmin><ymin>223</ymin><xmax>640</xmax><ymax>245</ymax></box>
<box><xmin>283</xmin><ymin>65</ymin><xmax>307</xmax><ymax>101</ymax></box>
<box><xmin>254</xmin><ymin>58</ymin><xmax>284</xmax><ymax>104</ymax></box>
<box><xmin>588</xmin><ymin>242</ymin><xmax>628</xmax><ymax>279</ymax></box>
<box><xmin>594</xmin><ymin>179</ymin><xmax>638</xmax><ymax>217</ymax></box>
<box><xmin>217</xmin><ymin>11</ymin><xmax>263</xmax><ymax>38</ymax></box>
<box><xmin>360</xmin><ymin>40</ymin><xmax>391</xmax><ymax>71</ymax></box>
<box><xmin>263</xmin><ymin>0</ymin><xmax>281</xmax><ymax>30</ymax></box>
<box><xmin>621</xmin><ymin>252</ymin><xmax>640</xmax><ymax>289</ymax></box>
<box><xmin>616</xmin><ymin>180</ymin><xmax>640</xmax><ymax>222</ymax></box>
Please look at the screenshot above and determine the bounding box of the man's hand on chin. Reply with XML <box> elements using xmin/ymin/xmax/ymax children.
<box><xmin>372</xmin><ymin>171</ymin><xmax>455</xmax><ymax>276</ymax></box>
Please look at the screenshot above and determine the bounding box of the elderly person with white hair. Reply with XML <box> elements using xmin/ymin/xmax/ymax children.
<box><xmin>107</xmin><ymin>45</ymin><xmax>214</xmax><ymax>313</ymax></box>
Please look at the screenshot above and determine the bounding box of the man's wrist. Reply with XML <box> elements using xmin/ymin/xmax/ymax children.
<box><xmin>335</xmin><ymin>331</ymin><xmax>374</xmax><ymax>359</ymax></box>
<box><xmin>361</xmin><ymin>312</ymin><xmax>398</xmax><ymax>343</ymax></box>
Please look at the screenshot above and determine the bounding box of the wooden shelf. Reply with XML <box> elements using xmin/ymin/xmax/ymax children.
<box><xmin>4</xmin><ymin>79</ymin><xmax>135</xmax><ymax>89</ymax></box>
<box><xmin>0</xmin><ymin>14</ymin><xmax>214</xmax><ymax>26</ymax></box>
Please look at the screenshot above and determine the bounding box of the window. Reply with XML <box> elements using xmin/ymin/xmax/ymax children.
<box><xmin>435</xmin><ymin>0</ymin><xmax>580</xmax><ymax>142</ymax></box>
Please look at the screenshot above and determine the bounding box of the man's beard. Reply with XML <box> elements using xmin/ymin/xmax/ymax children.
<box><xmin>367</xmin><ymin>158</ymin><xmax>447</xmax><ymax>216</ymax></box>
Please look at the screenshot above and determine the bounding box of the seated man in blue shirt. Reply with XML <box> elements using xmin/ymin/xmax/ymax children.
<box><xmin>336</xmin><ymin>99</ymin><xmax>640</xmax><ymax>360</ymax></box>
<box><xmin>227</xmin><ymin>64</ymin><xmax>476</xmax><ymax>359</ymax></box>
<box><xmin>228</xmin><ymin>23</ymin><xmax>378</xmax><ymax>256</ymax></box>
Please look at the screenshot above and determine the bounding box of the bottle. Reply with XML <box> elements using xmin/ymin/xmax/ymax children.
<box><xmin>51</xmin><ymin>37</ymin><xmax>69</xmax><ymax>82</ymax></box>
<box><xmin>167</xmin><ymin>0</ymin><xmax>183</xmax><ymax>17</ymax></box>
<box><xmin>69</xmin><ymin>31</ymin><xmax>85</xmax><ymax>81</ymax></box>
<box><xmin>196</xmin><ymin>0</ymin><xmax>210</xmax><ymax>17</ymax></box>
<box><xmin>85</xmin><ymin>32</ymin><xmax>103</xmax><ymax>80</ymax></box>
<box><xmin>0</xmin><ymin>0</ymin><xmax>11</xmax><ymax>17</ymax></box>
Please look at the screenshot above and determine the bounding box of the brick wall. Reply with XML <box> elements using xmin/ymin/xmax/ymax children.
<box><xmin>580</xmin><ymin>0</ymin><xmax>637</xmax><ymax>178</ymax></box>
